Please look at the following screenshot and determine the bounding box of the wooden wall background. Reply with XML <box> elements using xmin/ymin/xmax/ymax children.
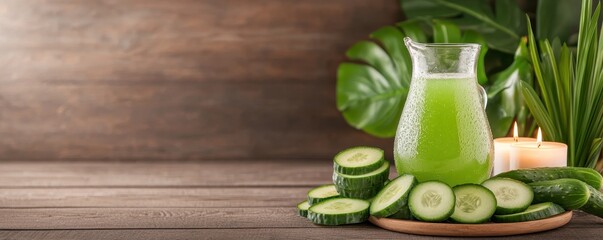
<box><xmin>0</xmin><ymin>0</ymin><xmax>401</xmax><ymax>161</ymax></box>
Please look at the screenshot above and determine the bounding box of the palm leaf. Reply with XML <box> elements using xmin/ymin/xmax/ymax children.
<box><xmin>588</xmin><ymin>138</ymin><xmax>603</xmax><ymax>169</ymax></box>
<box><xmin>522</xmin><ymin>0</ymin><xmax>603</xmax><ymax>168</ymax></box>
<box><xmin>519</xmin><ymin>81</ymin><xmax>559</xmax><ymax>141</ymax></box>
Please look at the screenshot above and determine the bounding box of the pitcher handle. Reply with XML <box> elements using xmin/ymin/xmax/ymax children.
<box><xmin>478</xmin><ymin>85</ymin><xmax>487</xmax><ymax>109</ymax></box>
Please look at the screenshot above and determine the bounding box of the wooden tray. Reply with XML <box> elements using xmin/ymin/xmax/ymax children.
<box><xmin>369</xmin><ymin>211</ymin><xmax>572</xmax><ymax>237</ymax></box>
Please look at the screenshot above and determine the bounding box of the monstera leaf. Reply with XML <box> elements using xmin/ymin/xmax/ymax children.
<box><xmin>337</xmin><ymin>20</ymin><xmax>488</xmax><ymax>138</ymax></box>
<box><xmin>336</xmin><ymin>23</ymin><xmax>419</xmax><ymax>138</ymax></box>
<box><xmin>401</xmin><ymin>0</ymin><xmax>526</xmax><ymax>54</ymax></box>
<box><xmin>486</xmin><ymin>38</ymin><xmax>534</xmax><ymax>137</ymax></box>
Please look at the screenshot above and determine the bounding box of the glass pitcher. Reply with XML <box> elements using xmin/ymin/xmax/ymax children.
<box><xmin>394</xmin><ymin>37</ymin><xmax>493</xmax><ymax>187</ymax></box>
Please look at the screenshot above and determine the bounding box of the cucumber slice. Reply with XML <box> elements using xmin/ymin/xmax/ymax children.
<box><xmin>495</xmin><ymin>167</ymin><xmax>602</xmax><ymax>189</ymax></box>
<box><xmin>581</xmin><ymin>185</ymin><xmax>603</xmax><ymax>219</ymax></box>
<box><xmin>528</xmin><ymin>178</ymin><xmax>590</xmax><ymax>209</ymax></box>
<box><xmin>307</xmin><ymin>198</ymin><xmax>370</xmax><ymax>225</ymax></box>
<box><xmin>335</xmin><ymin>185</ymin><xmax>381</xmax><ymax>199</ymax></box>
<box><xmin>370</xmin><ymin>174</ymin><xmax>417</xmax><ymax>217</ymax></box>
<box><xmin>482</xmin><ymin>178</ymin><xmax>533</xmax><ymax>214</ymax></box>
<box><xmin>332</xmin><ymin>161</ymin><xmax>390</xmax><ymax>189</ymax></box>
<box><xmin>388</xmin><ymin>205</ymin><xmax>414</xmax><ymax>220</ymax></box>
<box><xmin>408</xmin><ymin>181</ymin><xmax>455</xmax><ymax>222</ymax></box>
<box><xmin>492</xmin><ymin>202</ymin><xmax>565</xmax><ymax>223</ymax></box>
<box><xmin>307</xmin><ymin>184</ymin><xmax>340</xmax><ymax>205</ymax></box>
<box><xmin>333</xmin><ymin>146</ymin><xmax>384</xmax><ymax>175</ymax></box>
<box><xmin>297</xmin><ymin>200</ymin><xmax>310</xmax><ymax>217</ymax></box>
<box><xmin>451</xmin><ymin>184</ymin><xmax>497</xmax><ymax>223</ymax></box>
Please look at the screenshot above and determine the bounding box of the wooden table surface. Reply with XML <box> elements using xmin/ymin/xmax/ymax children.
<box><xmin>0</xmin><ymin>160</ymin><xmax>602</xmax><ymax>239</ymax></box>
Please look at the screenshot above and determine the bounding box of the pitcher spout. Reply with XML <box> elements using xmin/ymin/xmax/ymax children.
<box><xmin>403</xmin><ymin>37</ymin><xmax>419</xmax><ymax>56</ymax></box>
<box><xmin>403</xmin><ymin>37</ymin><xmax>480</xmax><ymax>77</ymax></box>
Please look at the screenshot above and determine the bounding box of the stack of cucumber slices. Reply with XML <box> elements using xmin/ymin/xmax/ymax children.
<box><xmin>297</xmin><ymin>146</ymin><xmax>390</xmax><ymax>225</ymax></box>
<box><xmin>333</xmin><ymin>146</ymin><xmax>390</xmax><ymax>199</ymax></box>
<box><xmin>297</xmin><ymin>146</ymin><xmax>603</xmax><ymax>226</ymax></box>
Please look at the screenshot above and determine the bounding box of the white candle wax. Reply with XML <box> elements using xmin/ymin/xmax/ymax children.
<box><xmin>493</xmin><ymin>137</ymin><xmax>535</xmax><ymax>175</ymax></box>
<box><xmin>510</xmin><ymin>142</ymin><xmax>568</xmax><ymax>169</ymax></box>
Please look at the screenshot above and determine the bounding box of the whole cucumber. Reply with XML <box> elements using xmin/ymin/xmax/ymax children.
<box><xmin>580</xmin><ymin>185</ymin><xmax>603</xmax><ymax>218</ymax></box>
<box><xmin>528</xmin><ymin>178</ymin><xmax>590</xmax><ymax>209</ymax></box>
<box><xmin>496</xmin><ymin>167</ymin><xmax>602</xmax><ymax>190</ymax></box>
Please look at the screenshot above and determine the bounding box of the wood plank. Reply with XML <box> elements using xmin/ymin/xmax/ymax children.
<box><xmin>0</xmin><ymin>82</ymin><xmax>392</xmax><ymax>161</ymax></box>
<box><xmin>0</xmin><ymin>0</ymin><xmax>400</xmax><ymax>161</ymax></box>
<box><xmin>0</xmin><ymin>161</ymin><xmax>396</xmax><ymax>187</ymax></box>
<box><xmin>0</xmin><ymin>160</ymin><xmax>323</xmax><ymax>187</ymax></box>
<box><xmin>0</xmin><ymin>207</ymin><xmax>311</xmax><ymax>229</ymax></box>
<box><xmin>0</xmin><ymin>224</ymin><xmax>601</xmax><ymax>240</ymax></box>
<box><xmin>0</xmin><ymin>228</ymin><xmax>440</xmax><ymax>240</ymax></box>
<box><xmin>0</xmin><ymin>208</ymin><xmax>601</xmax><ymax>230</ymax></box>
<box><xmin>0</xmin><ymin>0</ymin><xmax>401</xmax><ymax>84</ymax></box>
<box><xmin>0</xmin><ymin>187</ymin><xmax>308</xmax><ymax>208</ymax></box>
<box><xmin>567</xmin><ymin>211</ymin><xmax>603</xmax><ymax>228</ymax></box>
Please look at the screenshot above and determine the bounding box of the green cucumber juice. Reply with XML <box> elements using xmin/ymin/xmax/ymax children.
<box><xmin>394</xmin><ymin>73</ymin><xmax>493</xmax><ymax>187</ymax></box>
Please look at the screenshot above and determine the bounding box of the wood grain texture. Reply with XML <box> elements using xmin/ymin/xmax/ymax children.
<box><xmin>0</xmin><ymin>83</ymin><xmax>394</xmax><ymax>161</ymax></box>
<box><xmin>0</xmin><ymin>229</ymin><xmax>440</xmax><ymax>240</ymax></box>
<box><xmin>0</xmin><ymin>161</ymin><xmax>602</xmax><ymax>238</ymax></box>
<box><xmin>0</xmin><ymin>207</ymin><xmax>311</xmax><ymax>229</ymax></box>
<box><xmin>0</xmin><ymin>0</ymin><xmax>400</xmax><ymax>161</ymax></box>
<box><xmin>0</xmin><ymin>208</ymin><xmax>601</xmax><ymax>231</ymax></box>
<box><xmin>0</xmin><ymin>160</ymin><xmax>328</xmax><ymax>187</ymax></box>
<box><xmin>0</xmin><ymin>187</ymin><xmax>308</xmax><ymax>208</ymax></box>
<box><xmin>0</xmin><ymin>228</ymin><xmax>601</xmax><ymax>240</ymax></box>
<box><xmin>0</xmin><ymin>161</ymin><xmax>396</xmax><ymax>187</ymax></box>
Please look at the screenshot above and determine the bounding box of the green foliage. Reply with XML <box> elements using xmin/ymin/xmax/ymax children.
<box><xmin>520</xmin><ymin>0</ymin><xmax>603</xmax><ymax>168</ymax></box>
<box><xmin>337</xmin><ymin>0</ymin><xmax>586</xmax><ymax>139</ymax></box>
<box><xmin>537</xmin><ymin>0</ymin><xmax>582</xmax><ymax>45</ymax></box>
<box><xmin>572</xmin><ymin>0</ymin><xmax>603</xmax><ymax>168</ymax></box>
<box><xmin>336</xmin><ymin>20</ymin><xmax>488</xmax><ymax>137</ymax></box>
<box><xmin>401</xmin><ymin>0</ymin><xmax>460</xmax><ymax>19</ymax></box>
<box><xmin>397</xmin><ymin>0</ymin><xmax>577</xmax><ymax>138</ymax></box>
<box><xmin>336</xmin><ymin>24</ymin><xmax>415</xmax><ymax>138</ymax></box>
<box><xmin>400</xmin><ymin>0</ymin><xmax>526</xmax><ymax>54</ymax></box>
<box><xmin>486</xmin><ymin>38</ymin><xmax>534</xmax><ymax>137</ymax></box>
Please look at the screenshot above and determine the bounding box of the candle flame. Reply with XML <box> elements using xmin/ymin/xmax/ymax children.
<box><xmin>537</xmin><ymin>128</ymin><xmax>542</xmax><ymax>148</ymax></box>
<box><xmin>513</xmin><ymin>121</ymin><xmax>518</xmax><ymax>142</ymax></box>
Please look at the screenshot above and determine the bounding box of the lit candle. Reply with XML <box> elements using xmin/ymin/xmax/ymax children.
<box><xmin>492</xmin><ymin>122</ymin><xmax>536</xmax><ymax>175</ymax></box>
<box><xmin>509</xmin><ymin>128</ymin><xmax>568</xmax><ymax>169</ymax></box>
